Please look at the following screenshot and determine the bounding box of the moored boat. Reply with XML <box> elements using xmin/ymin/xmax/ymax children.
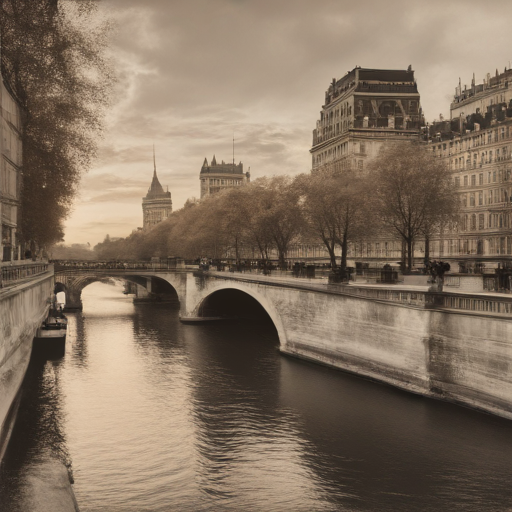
<box><xmin>33</xmin><ymin>307</ymin><xmax>67</xmax><ymax>353</ymax></box>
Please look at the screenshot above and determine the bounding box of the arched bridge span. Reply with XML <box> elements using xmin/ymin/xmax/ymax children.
<box><xmin>54</xmin><ymin>266</ymin><xmax>187</xmax><ymax>311</ymax></box>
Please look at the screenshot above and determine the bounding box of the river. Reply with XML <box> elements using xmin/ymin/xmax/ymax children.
<box><xmin>1</xmin><ymin>282</ymin><xmax>512</xmax><ymax>511</ymax></box>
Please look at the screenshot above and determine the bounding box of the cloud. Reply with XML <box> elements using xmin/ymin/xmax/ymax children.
<box><xmin>62</xmin><ymin>0</ymin><xmax>512</xmax><ymax>245</ymax></box>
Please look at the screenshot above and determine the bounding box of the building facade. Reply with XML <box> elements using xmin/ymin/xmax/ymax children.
<box><xmin>428</xmin><ymin>68</ymin><xmax>512</xmax><ymax>273</ymax></box>
<box><xmin>310</xmin><ymin>66</ymin><xmax>423</xmax><ymax>173</ymax></box>
<box><xmin>199</xmin><ymin>156</ymin><xmax>250</xmax><ymax>199</ymax></box>
<box><xmin>0</xmin><ymin>73</ymin><xmax>22</xmax><ymax>262</ymax></box>
<box><xmin>142</xmin><ymin>164</ymin><xmax>172</xmax><ymax>231</ymax></box>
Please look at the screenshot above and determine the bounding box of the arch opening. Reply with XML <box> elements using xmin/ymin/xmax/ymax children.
<box><xmin>197</xmin><ymin>289</ymin><xmax>280</xmax><ymax>343</ymax></box>
<box><xmin>149</xmin><ymin>276</ymin><xmax>180</xmax><ymax>305</ymax></box>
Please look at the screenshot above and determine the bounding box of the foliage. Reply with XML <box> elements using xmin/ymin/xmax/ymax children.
<box><xmin>298</xmin><ymin>166</ymin><xmax>371</xmax><ymax>270</ymax></box>
<box><xmin>370</xmin><ymin>142</ymin><xmax>459</xmax><ymax>271</ymax></box>
<box><xmin>50</xmin><ymin>242</ymin><xmax>95</xmax><ymax>260</ymax></box>
<box><xmin>93</xmin><ymin>177</ymin><xmax>305</xmax><ymax>266</ymax></box>
<box><xmin>1</xmin><ymin>0</ymin><xmax>114</xmax><ymax>250</ymax></box>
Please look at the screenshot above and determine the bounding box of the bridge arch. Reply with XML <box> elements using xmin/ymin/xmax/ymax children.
<box><xmin>189</xmin><ymin>282</ymin><xmax>288</xmax><ymax>348</ymax></box>
<box><xmin>54</xmin><ymin>270</ymin><xmax>185</xmax><ymax>311</ymax></box>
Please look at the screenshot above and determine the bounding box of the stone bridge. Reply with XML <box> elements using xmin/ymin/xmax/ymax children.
<box><xmin>54</xmin><ymin>264</ymin><xmax>512</xmax><ymax>421</ymax></box>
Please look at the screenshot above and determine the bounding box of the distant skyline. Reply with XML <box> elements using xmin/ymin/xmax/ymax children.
<box><xmin>62</xmin><ymin>0</ymin><xmax>512</xmax><ymax>246</ymax></box>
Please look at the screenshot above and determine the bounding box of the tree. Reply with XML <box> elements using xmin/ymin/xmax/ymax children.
<box><xmin>254</xmin><ymin>176</ymin><xmax>304</xmax><ymax>268</ymax></box>
<box><xmin>298</xmin><ymin>168</ymin><xmax>371</xmax><ymax>271</ymax></box>
<box><xmin>1</xmin><ymin>0</ymin><xmax>114</xmax><ymax>250</ymax></box>
<box><xmin>370</xmin><ymin>142</ymin><xmax>459</xmax><ymax>272</ymax></box>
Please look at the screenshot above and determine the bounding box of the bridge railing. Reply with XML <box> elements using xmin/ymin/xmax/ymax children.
<box><xmin>1</xmin><ymin>261</ymin><xmax>49</xmax><ymax>287</ymax></box>
<box><xmin>427</xmin><ymin>292</ymin><xmax>512</xmax><ymax>316</ymax></box>
<box><xmin>52</xmin><ymin>260</ymin><xmax>187</xmax><ymax>271</ymax></box>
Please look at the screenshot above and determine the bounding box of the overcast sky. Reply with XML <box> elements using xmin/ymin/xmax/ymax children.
<box><xmin>62</xmin><ymin>0</ymin><xmax>512</xmax><ymax>246</ymax></box>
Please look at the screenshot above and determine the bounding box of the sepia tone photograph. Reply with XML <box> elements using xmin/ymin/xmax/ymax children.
<box><xmin>1</xmin><ymin>0</ymin><xmax>512</xmax><ymax>510</ymax></box>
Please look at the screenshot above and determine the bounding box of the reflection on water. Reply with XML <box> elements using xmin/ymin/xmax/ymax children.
<box><xmin>2</xmin><ymin>282</ymin><xmax>512</xmax><ymax>511</ymax></box>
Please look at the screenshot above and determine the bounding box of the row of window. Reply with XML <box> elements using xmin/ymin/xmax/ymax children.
<box><xmin>313</xmin><ymin>142</ymin><xmax>368</xmax><ymax>167</ymax></box>
<box><xmin>451</xmin><ymin>146</ymin><xmax>510</xmax><ymax>170</ymax></box>
<box><xmin>455</xmin><ymin>169</ymin><xmax>512</xmax><ymax>188</ymax></box>
<box><xmin>460</xmin><ymin>188</ymin><xmax>512</xmax><ymax>206</ymax></box>
<box><xmin>444</xmin><ymin>237</ymin><xmax>511</xmax><ymax>256</ymax></box>
<box><xmin>460</xmin><ymin>212</ymin><xmax>511</xmax><ymax>231</ymax></box>
<box><xmin>434</xmin><ymin>126</ymin><xmax>512</xmax><ymax>157</ymax></box>
<box><xmin>203</xmin><ymin>178</ymin><xmax>242</xmax><ymax>186</ymax></box>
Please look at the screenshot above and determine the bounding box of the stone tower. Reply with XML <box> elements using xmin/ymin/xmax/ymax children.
<box><xmin>142</xmin><ymin>150</ymin><xmax>172</xmax><ymax>230</ymax></box>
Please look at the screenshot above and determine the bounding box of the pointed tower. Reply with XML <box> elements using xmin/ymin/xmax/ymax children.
<box><xmin>142</xmin><ymin>147</ymin><xmax>172</xmax><ymax>230</ymax></box>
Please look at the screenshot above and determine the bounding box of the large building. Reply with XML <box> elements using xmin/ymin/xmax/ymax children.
<box><xmin>199</xmin><ymin>156</ymin><xmax>250</xmax><ymax>198</ymax></box>
<box><xmin>0</xmin><ymin>72</ymin><xmax>22</xmax><ymax>262</ymax></box>
<box><xmin>428</xmin><ymin>67</ymin><xmax>512</xmax><ymax>273</ymax></box>
<box><xmin>310</xmin><ymin>66</ymin><xmax>423</xmax><ymax>173</ymax></box>
<box><xmin>142</xmin><ymin>157</ymin><xmax>172</xmax><ymax>231</ymax></box>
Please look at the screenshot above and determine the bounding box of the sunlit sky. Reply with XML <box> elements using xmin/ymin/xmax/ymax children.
<box><xmin>62</xmin><ymin>0</ymin><xmax>512</xmax><ymax>246</ymax></box>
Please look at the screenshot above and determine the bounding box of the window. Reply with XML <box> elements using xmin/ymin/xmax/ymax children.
<box><xmin>462</xmin><ymin>194</ymin><xmax>467</xmax><ymax>207</ymax></box>
<box><xmin>471</xmin><ymin>214</ymin><xmax>476</xmax><ymax>230</ymax></box>
<box><xmin>470</xmin><ymin>193</ymin><xmax>475</xmax><ymax>206</ymax></box>
<box><xmin>360</xmin><ymin>142</ymin><xmax>366</xmax><ymax>154</ymax></box>
<box><xmin>493</xmin><ymin>171</ymin><xmax>497</xmax><ymax>182</ymax></box>
<box><xmin>464</xmin><ymin>175</ymin><xmax>468</xmax><ymax>186</ymax></box>
<box><xmin>471</xmin><ymin>175</ymin><xmax>476</xmax><ymax>186</ymax></box>
<box><xmin>479</xmin><ymin>214</ymin><xmax>485</xmax><ymax>229</ymax></box>
<box><xmin>479</xmin><ymin>191</ymin><xmax>483</xmax><ymax>205</ymax></box>
<box><xmin>479</xmin><ymin>173</ymin><xmax>483</xmax><ymax>185</ymax></box>
<box><xmin>455</xmin><ymin>176</ymin><xmax>460</xmax><ymax>187</ymax></box>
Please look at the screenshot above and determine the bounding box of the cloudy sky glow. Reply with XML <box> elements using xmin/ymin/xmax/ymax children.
<box><xmin>63</xmin><ymin>0</ymin><xmax>512</xmax><ymax>246</ymax></box>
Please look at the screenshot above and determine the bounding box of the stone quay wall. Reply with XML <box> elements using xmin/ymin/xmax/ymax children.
<box><xmin>0</xmin><ymin>271</ymin><xmax>53</xmax><ymax>460</ymax></box>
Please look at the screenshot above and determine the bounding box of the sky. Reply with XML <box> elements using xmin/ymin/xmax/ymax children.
<box><xmin>62</xmin><ymin>0</ymin><xmax>512</xmax><ymax>247</ymax></box>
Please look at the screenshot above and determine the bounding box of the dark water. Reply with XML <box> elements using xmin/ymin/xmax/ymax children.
<box><xmin>2</xmin><ymin>282</ymin><xmax>512</xmax><ymax>512</ymax></box>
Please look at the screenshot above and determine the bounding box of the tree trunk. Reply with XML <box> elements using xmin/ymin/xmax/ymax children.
<box><xmin>340</xmin><ymin>234</ymin><xmax>348</xmax><ymax>272</ymax></box>
<box><xmin>320</xmin><ymin>237</ymin><xmax>337</xmax><ymax>269</ymax></box>
<box><xmin>278</xmin><ymin>251</ymin><xmax>286</xmax><ymax>270</ymax></box>
<box><xmin>328</xmin><ymin>247</ymin><xmax>337</xmax><ymax>269</ymax></box>
<box><xmin>424</xmin><ymin>235</ymin><xmax>430</xmax><ymax>266</ymax></box>
<box><xmin>407</xmin><ymin>238</ymin><xmax>413</xmax><ymax>272</ymax></box>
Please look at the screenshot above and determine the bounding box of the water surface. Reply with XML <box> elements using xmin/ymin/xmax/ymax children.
<box><xmin>2</xmin><ymin>282</ymin><xmax>512</xmax><ymax>511</ymax></box>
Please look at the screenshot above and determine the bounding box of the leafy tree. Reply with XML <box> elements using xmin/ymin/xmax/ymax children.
<box><xmin>298</xmin><ymin>168</ymin><xmax>370</xmax><ymax>271</ymax></box>
<box><xmin>1</xmin><ymin>0</ymin><xmax>114</xmax><ymax>251</ymax></box>
<box><xmin>370</xmin><ymin>142</ymin><xmax>458</xmax><ymax>272</ymax></box>
<box><xmin>243</xmin><ymin>184</ymin><xmax>276</xmax><ymax>260</ymax></box>
<box><xmin>254</xmin><ymin>176</ymin><xmax>305</xmax><ymax>268</ymax></box>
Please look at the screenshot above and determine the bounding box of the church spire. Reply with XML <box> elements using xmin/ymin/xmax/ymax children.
<box><xmin>153</xmin><ymin>144</ymin><xmax>157</xmax><ymax>177</ymax></box>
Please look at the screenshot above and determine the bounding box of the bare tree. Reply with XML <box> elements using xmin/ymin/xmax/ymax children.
<box><xmin>370</xmin><ymin>142</ymin><xmax>459</xmax><ymax>272</ymax></box>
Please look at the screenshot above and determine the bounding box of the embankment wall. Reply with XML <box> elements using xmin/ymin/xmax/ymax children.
<box><xmin>0</xmin><ymin>273</ymin><xmax>53</xmax><ymax>459</ymax></box>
